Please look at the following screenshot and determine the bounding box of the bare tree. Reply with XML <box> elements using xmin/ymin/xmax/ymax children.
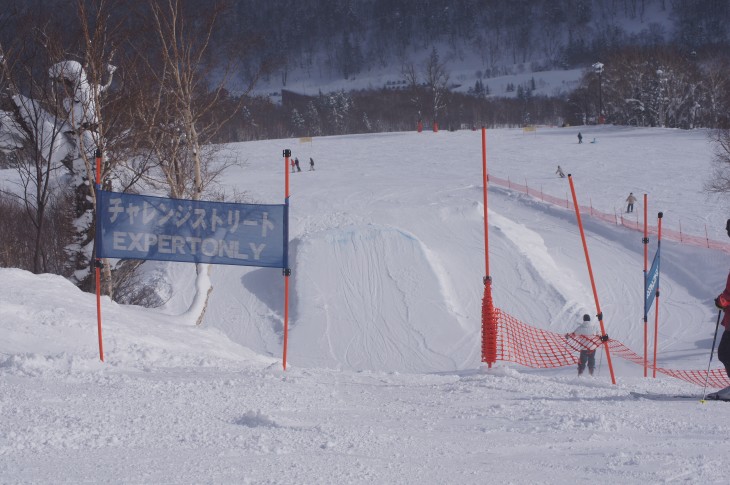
<box><xmin>706</xmin><ymin>128</ymin><xmax>730</xmax><ymax>193</ymax></box>
<box><xmin>126</xmin><ymin>0</ymin><xmax>259</xmax><ymax>324</ymax></box>
<box><xmin>0</xmin><ymin>35</ymin><xmax>73</xmax><ymax>275</ymax></box>
<box><xmin>423</xmin><ymin>47</ymin><xmax>449</xmax><ymax>127</ymax></box>
<box><xmin>401</xmin><ymin>61</ymin><xmax>423</xmax><ymax>123</ymax></box>
<box><xmin>703</xmin><ymin>57</ymin><xmax>730</xmax><ymax>128</ymax></box>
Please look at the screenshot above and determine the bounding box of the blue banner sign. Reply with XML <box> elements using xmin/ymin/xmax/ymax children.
<box><xmin>96</xmin><ymin>191</ymin><xmax>287</xmax><ymax>268</ymax></box>
<box><xmin>644</xmin><ymin>249</ymin><xmax>660</xmax><ymax>314</ymax></box>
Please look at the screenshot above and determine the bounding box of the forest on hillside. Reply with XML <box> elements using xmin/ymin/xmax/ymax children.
<box><xmin>1</xmin><ymin>0</ymin><xmax>730</xmax><ymax>140</ymax></box>
<box><xmin>210</xmin><ymin>0</ymin><xmax>730</xmax><ymax>80</ymax></box>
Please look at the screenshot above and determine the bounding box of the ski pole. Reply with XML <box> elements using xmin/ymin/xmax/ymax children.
<box><xmin>701</xmin><ymin>310</ymin><xmax>723</xmax><ymax>402</ymax></box>
<box><xmin>597</xmin><ymin>347</ymin><xmax>604</xmax><ymax>376</ymax></box>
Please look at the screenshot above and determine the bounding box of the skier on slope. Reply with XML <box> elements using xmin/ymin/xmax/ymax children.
<box><xmin>556</xmin><ymin>165</ymin><xmax>565</xmax><ymax>178</ymax></box>
<box><xmin>565</xmin><ymin>314</ymin><xmax>600</xmax><ymax>376</ymax></box>
<box><xmin>625</xmin><ymin>192</ymin><xmax>637</xmax><ymax>213</ymax></box>
<box><xmin>710</xmin><ymin>219</ymin><xmax>730</xmax><ymax>400</ymax></box>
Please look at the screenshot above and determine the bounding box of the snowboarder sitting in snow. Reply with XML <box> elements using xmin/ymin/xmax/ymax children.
<box><xmin>577</xmin><ymin>132</ymin><xmax>583</xmax><ymax>144</ymax></box>
<box><xmin>625</xmin><ymin>192</ymin><xmax>637</xmax><ymax>213</ymax></box>
<box><xmin>566</xmin><ymin>314</ymin><xmax>600</xmax><ymax>376</ymax></box>
<box><xmin>556</xmin><ymin>165</ymin><xmax>565</xmax><ymax>178</ymax></box>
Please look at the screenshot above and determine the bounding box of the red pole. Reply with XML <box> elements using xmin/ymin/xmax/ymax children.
<box><xmin>653</xmin><ymin>213</ymin><xmax>663</xmax><ymax>378</ymax></box>
<box><xmin>482</xmin><ymin>127</ymin><xmax>489</xmax><ymax>280</ymax></box>
<box><xmin>481</xmin><ymin>127</ymin><xmax>497</xmax><ymax>367</ymax></box>
<box><xmin>642</xmin><ymin>194</ymin><xmax>648</xmax><ymax>377</ymax></box>
<box><xmin>567</xmin><ymin>174</ymin><xmax>616</xmax><ymax>384</ymax></box>
<box><xmin>94</xmin><ymin>149</ymin><xmax>104</xmax><ymax>362</ymax></box>
<box><xmin>282</xmin><ymin>149</ymin><xmax>291</xmax><ymax>370</ymax></box>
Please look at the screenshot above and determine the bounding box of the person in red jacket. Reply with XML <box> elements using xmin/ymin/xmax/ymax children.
<box><xmin>714</xmin><ymin>218</ymin><xmax>730</xmax><ymax>378</ymax></box>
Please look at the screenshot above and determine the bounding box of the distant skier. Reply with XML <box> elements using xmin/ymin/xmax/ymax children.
<box><xmin>577</xmin><ymin>132</ymin><xmax>583</xmax><ymax>144</ymax></box>
<box><xmin>290</xmin><ymin>158</ymin><xmax>295</xmax><ymax>173</ymax></box>
<box><xmin>566</xmin><ymin>314</ymin><xmax>600</xmax><ymax>376</ymax></box>
<box><xmin>309</xmin><ymin>157</ymin><xmax>315</xmax><ymax>171</ymax></box>
<box><xmin>709</xmin><ymin>219</ymin><xmax>730</xmax><ymax>400</ymax></box>
<box><xmin>625</xmin><ymin>192</ymin><xmax>637</xmax><ymax>213</ymax></box>
<box><xmin>556</xmin><ymin>165</ymin><xmax>565</xmax><ymax>178</ymax></box>
<box><xmin>295</xmin><ymin>157</ymin><xmax>301</xmax><ymax>172</ymax></box>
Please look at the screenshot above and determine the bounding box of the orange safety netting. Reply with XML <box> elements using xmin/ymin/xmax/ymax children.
<box><xmin>487</xmin><ymin>307</ymin><xmax>730</xmax><ymax>389</ymax></box>
<box><xmin>488</xmin><ymin>174</ymin><xmax>730</xmax><ymax>254</ymax></box>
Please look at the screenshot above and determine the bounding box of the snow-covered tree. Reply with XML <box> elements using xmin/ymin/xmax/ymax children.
<box><xmin>321</xmin><ymin>90</ymin><xmax>352</xmax><ymax>135</ymax></box>
<box><xmin>291</xmin><ymin>108</ymin><xmax>305</xmax><ymax>133</ymax></box>
<box><xmin>304</xmin><ymin>101</ymin><xmax>321</xmax><ymax>136</ymax></box>
<box><xmin>48</xmin><ymin>59</ymin><xmax>116</xmax><ymax>288</ymax></box>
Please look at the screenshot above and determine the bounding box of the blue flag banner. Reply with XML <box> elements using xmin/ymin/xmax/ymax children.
<box><xmin>96</xmin><ymin>191</ymin><xmax>287</xmax><ymax>268</ymax></box>
<box><xmin>644</xmin><ymin>248</ymin><xmax>660</xmax><ymax>314</ymax></box>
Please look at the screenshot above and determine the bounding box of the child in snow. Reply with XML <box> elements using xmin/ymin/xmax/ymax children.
<box><xmin>577</xmin><ymin>132</ymin><xmax>583</xmax><ymax>144</ymax></box>
<box><xmin>309</xmin><ymin>157</ymin><xmax>315</xmax><ymax>171</ymax></box>
<box><xmin>566</xmin><ymin>314</ymin><xmax>600</xmax><ymax>376</ymax></box>
<box><xmin>556</xmin><ymin>165</ymin><xmax>565</xmax><ymax>178</ymax></box>
<box><xmin>626</xmin><ymin>192</ymin><xmax>637</xmax><ymax>213</ymax></box>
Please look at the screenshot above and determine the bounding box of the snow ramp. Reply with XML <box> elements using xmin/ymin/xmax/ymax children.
<box><xmin>289</xmin><ymin>224</ymin><xmax>471</xmax><ymax>373</ymax></box>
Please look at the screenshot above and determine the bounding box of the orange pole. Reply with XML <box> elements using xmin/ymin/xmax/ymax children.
<box><xmin>94</xmin><ymin>148</ymin><xmax>104</xmax><ymax>362</ymax></box>
<box><xmin>643</xmin><ymin>194</ymin><xmax>648</xmax><ymax>377</ymax></box>
<box><xmin>282</xmin><ymin>149</ymin><xmax>291</xmax><ymax>370</ymax></box>
<box><xmin>567</xmin><ymin>174</ymin><xmax>616</xmax><ymax>384</ymax></box>
<box><xmin>482</xmin><ymin>127</ymin><xmax>489</xmax><ymax>279</ymax></box>
<box><xmin>653</xmin><ymin>212</ymin><xmax>663</xmax><ymax>378</ymax></box>
<box><xmin>480</xmin><ymin>127</ymin><xmax>497</xmax><ymax>367</ymax></box>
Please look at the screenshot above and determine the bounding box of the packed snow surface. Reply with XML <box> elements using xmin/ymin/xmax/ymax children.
<box><xmin>2</xmin><ymin>125</ymin><xmax>730</xmax><ymax>483</ymax></box>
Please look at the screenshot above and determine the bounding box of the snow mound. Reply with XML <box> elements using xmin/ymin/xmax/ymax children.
<box><xmin>0</xmin><ymin>268</ymin><xmax>277</xmax><ymax>374</ymax></box>
<box><xmin>290</xmin><ymin>224</ymin><xmax>468</xmax><ymax>372</ymax></box>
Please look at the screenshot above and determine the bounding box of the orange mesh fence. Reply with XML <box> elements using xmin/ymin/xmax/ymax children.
<box><xmin>488</xmin><ymin>174</ymin><xmax>730</xmax><ymax>254</ymax></box>
<box><xmin>481</xmin><ymin>282</ymin><xmax>498</xmax><ymax>365</ymax></box>
<box><xmin>606</xmin><ymin>339</ymin><xmax>730</xmax><ymax>388</ymax></box>
<box><xmin>488</xmin><ymin>307</ymin><xmax>730</xmax><ymax>388</ymax></box>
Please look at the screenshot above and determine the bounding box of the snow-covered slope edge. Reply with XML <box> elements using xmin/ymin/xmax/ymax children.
<box><xmin>0</xmin><ymin>268</ymin><xmax>276</xmax><ymax>376</ymax></box>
